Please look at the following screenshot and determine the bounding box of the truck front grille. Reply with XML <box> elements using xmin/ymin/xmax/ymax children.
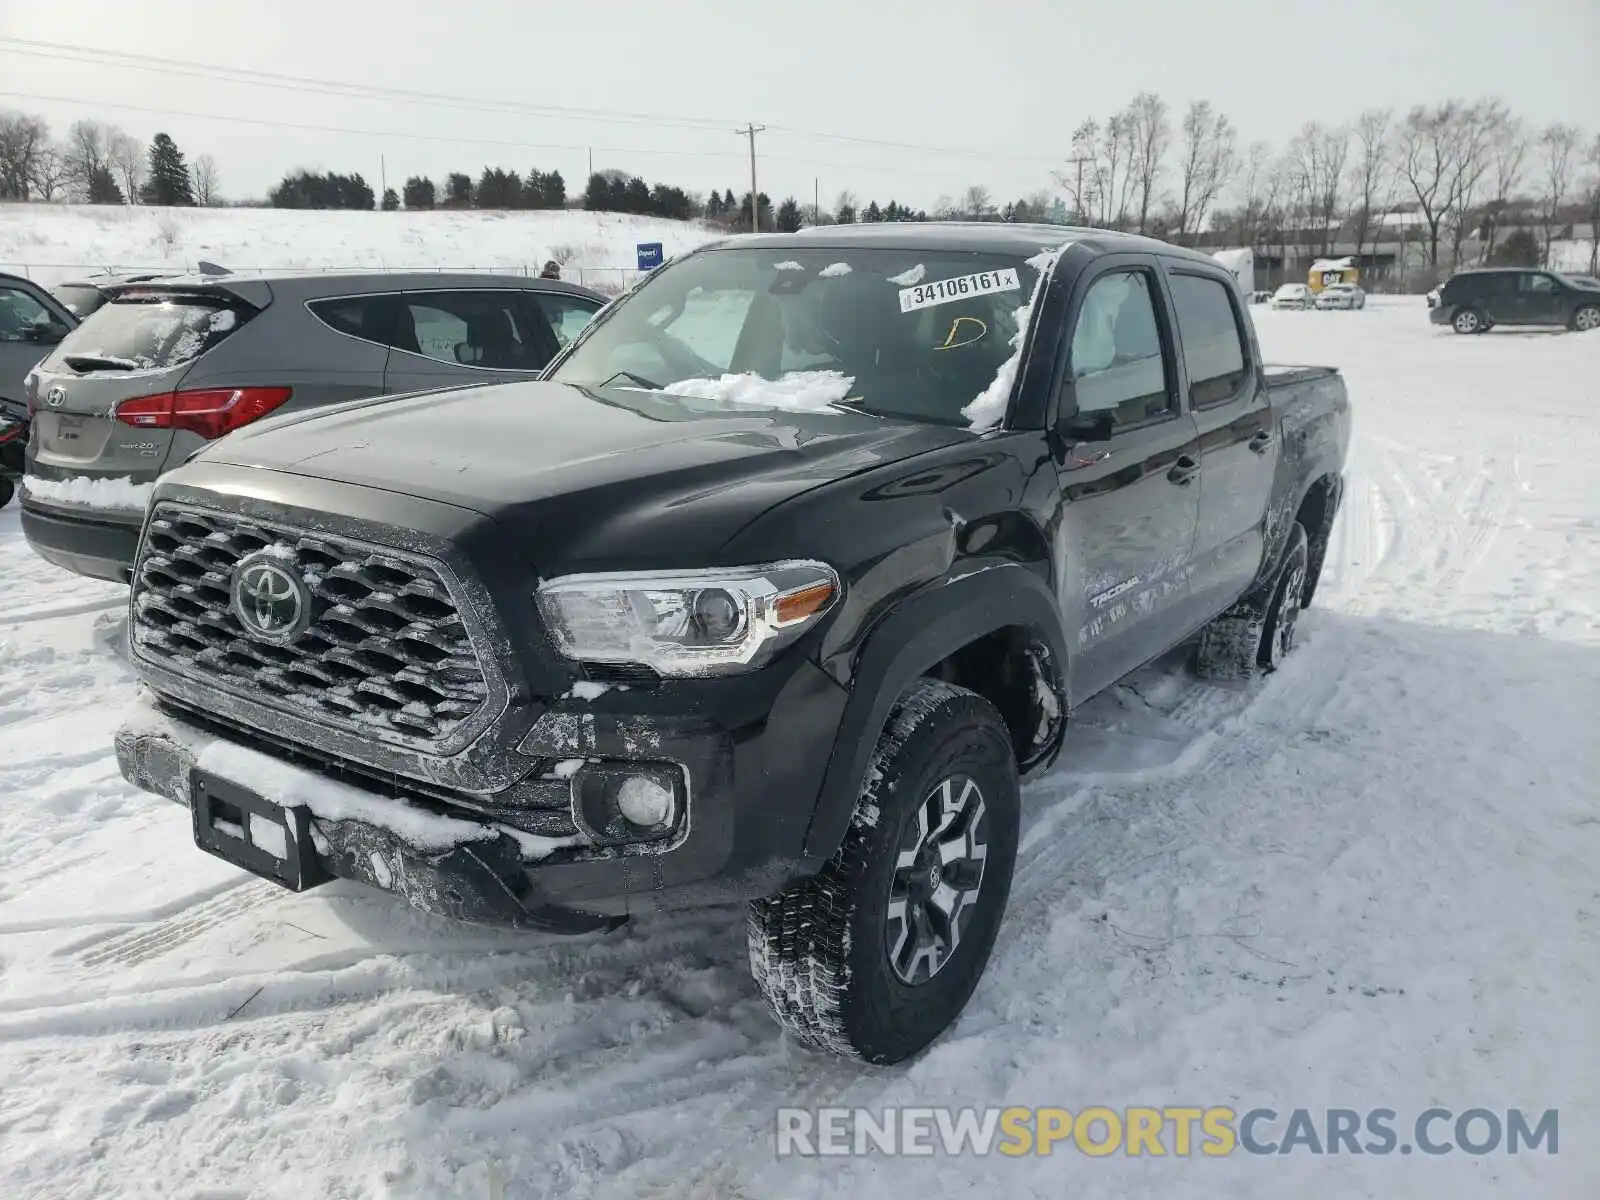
<box><xmin>131</xmin><ymin>504</ymin><xmax>490</xmax><ymax>745</ymax></box>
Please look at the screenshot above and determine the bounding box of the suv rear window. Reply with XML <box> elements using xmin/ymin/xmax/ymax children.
<box><xmin>53</xmin><ymin>293</ymin><xmax>250</xmax><ymax>372</ymax></box>
<box><xmin>53</xmin><ymin>284</ymin><xmax>106</xmax><ymax>317</ymax></box>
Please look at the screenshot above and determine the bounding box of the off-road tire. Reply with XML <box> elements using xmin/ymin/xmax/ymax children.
<box><xmin>1194</xmin><ymin>522</ymin><xmax>1310</xmax><ymax>680</ymax></box>
<box><xmin>747</xmin><ymin>678</ymin><xmax>1019</xmax><ymax>1065</ymax></box>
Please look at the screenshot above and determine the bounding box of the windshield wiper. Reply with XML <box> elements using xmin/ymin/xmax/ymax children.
<box><xmin>63</xmin><ymin>353</ymin><xmax>139</xmax><ymax>372</ymax></box>
<box><xmin>599</xmin><ymin>369</ymin><xmax>662</xmax><ymax>391</ymax></box>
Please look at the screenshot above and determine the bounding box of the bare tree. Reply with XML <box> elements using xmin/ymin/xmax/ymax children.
<box><xmin>1479</xmin><ymin>114</ymin><xmax>1529</xmax><ymax>261</ymax></box>
<box><xmin>1587</xmin><ymin>135</ymin><xmax>1600</xmax><ymax>276</ymax></box>
<box><xmin>0</xmin><ymin>111</ymin><xmax>50</xmax><ymax>199</ymax></box>
<box><xmin>63</xmin><ymin>118</ymin><xmax>112</xmax><ymax>200</ymax></box>
<box><xmin>1397</xmin><ymin>102</ymin><xmax>1468</xmax><ymax>265</ymax></box>
<box><xmin>1346</xmin><ymin>108</ymin><xmax>1393</xmax><ymax>260</ymax></box>
<box><xmin>1170</xmin><ymin>100</ymin><xmax>1237</xmax><ymax>245</ymax></box>
<box><xmin>1097</xmin><ymin>111</ymin><xmax>1137</xmax><ymax>228</ymax></box>
<box><xmin>961</xmin><ymin>184</ymin><xmax>994</xmax><ymax>217</ymax></box>
<box><xmin>29</xmin><ymin>141</ymin><xmax>67</xmax><ymax>201</ymax></box>
<box><xmin>1537</xmin><ymin>123</ymin><xmax>1581</xmax><ymax>265</ymax></box>
<box><xmin>1054</xmin><ymin>119</ymin><xmax>1099</xmax><ymax>224</ymax></box>
<box><xmin>1125</xmin><ymin>92</ymin><xmax>1171</xmax><ymax>233</ymax></box>
<box><xmin>1261</xmin><ymin>153</ymin><xmax>1296</xmax><ymax>285</ymax></box>
<box><xmin>1288</xmin><ymin>123</ymin><xmax>1351</xmax><ymax>257</ymax></box>
<box><xmin>1443</xmin><ymin>99</ymin><xmax>1502</xmax><ymax>268</ymax></box>
<box><xmin>107</xmin><ymin>126</ymin><xmax>143</xmax><ymax>205</ymax></box>
<box><xmin>192</xmin><ymin>153</ymin><xmax>220</xmax><ymax>206</ymax></box>
<box><xmin>1227</xmin><ymin>140</ymin><xmax>1273</xmax><ymax>247</ymax></box>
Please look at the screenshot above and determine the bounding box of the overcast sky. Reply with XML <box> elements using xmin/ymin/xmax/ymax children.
<box><xmin>2</xmin><ymin>0</ymin><xmax>1596</xmax><ymax>208</ymax></box>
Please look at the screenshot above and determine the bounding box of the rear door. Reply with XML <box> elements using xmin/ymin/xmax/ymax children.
<box><xmin>1051</xmin><ymin>257</ymin><xmax>1203</xmax><ymax>701</ymax></box>
<box><xmin>0</xmin><ymin>279</ymin><xmax>74</xmax><ymax>404</ymax></box>
<box><xmin>1164</xmin><ymin>267</ymin><xmax>1278</xmax><ymax>618</ymax></box>
<box><xmin>1478</xmin><ymin>274</ymin><xmax>1519</xmax><ymax>323</ymax></box>
<box><xmin>27</xmin><ymin>288</ymin><xmax>253</xmax><ymax>488</ymax></box>
<box><xmin>1516</xmin><ymin>272</ymin><xmax>1566</xmax><ymax>324</ymax></box>
<box><xmin>381</xmin><ymin>289</ymin><xmax>560</xmax><ymax>394</ymax></box>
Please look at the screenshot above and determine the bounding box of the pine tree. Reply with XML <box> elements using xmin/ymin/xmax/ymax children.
<box><xmin>524</xmin><ymin>169</ymin><xmax>546</xmax><ymax>208</ymax></box>
<box><xmin>863</xmin><ymin>200</ymin><xmax>882</xmax><ymax>223</ymax></box>
<box><xmin>776</xmin><ymin>197</ymin><xmax>802</xmax><ymax>232</ymax></box>
<box><xmin>139</xmin><ymin>133</ymin><xmax>194</xmax><ymax>206</ymax></box>
<box><xmin>705</xmin><ymin>191</ymin><xmax>723</xmax><ymax>219</ymax></box>
<box><xmin>402</xmin><ymin>176</ymin><xmax>436</xmax><ymax>209</ymax></box>
<box><xmin>836</xmin><ymin>203</ymin><xmax>856</xmax><ymax>225</ymax></box>
<box><xmin>87</xmin><ymin>163</ymin><xmax>124</xmax><ymax>205</ymax></box>
<box><xmin>443</xmin><ymin>172</ymin><xmax>474</xmax><ymax>208</ymax></box>
<box><xmin>723</xmin><ymin>188</ymin><xmax>737</xmax><ymax>211</ymax></box>
<box><xmin>381</xmin><ymin>188</ymin><xmax>400</xmax><ymax>211</ymax></box>
<box><xmin>544</xmin><ymin>170</ymin><xmax>566</xmax><ymax>208</ymax></box>
<box><xmin>583</xmin><ymin>172</ymin><xmax>610</xmax><ymax>211</ymax></box>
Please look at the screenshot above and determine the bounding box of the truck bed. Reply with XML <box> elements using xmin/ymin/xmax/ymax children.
<box><xmin>1264</xmin><ymin>363</ymin><xmax>1340</xmax><ymax>388</ymax></box>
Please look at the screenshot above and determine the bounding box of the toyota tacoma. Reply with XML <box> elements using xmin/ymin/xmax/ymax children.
<box><xmin>115</xmin><ymin>224</ymin><xmax>1350</xmax><ymax>1064</ymax></box>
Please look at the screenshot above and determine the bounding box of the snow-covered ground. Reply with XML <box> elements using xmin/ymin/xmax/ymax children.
<box><xmin>0</xmin><ymin>203</ymin><xmax>718</xmax><ymax>293</ymax></box>
<box><xmin>0</xmin><ymin>298</ymin><xmax>1597</xmax><ymax>1199</ymax></box>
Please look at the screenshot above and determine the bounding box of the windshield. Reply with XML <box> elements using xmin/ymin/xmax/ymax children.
<box><xmin>51</xmin><ymin>293</ymin><xmax>249</xmax><ymax>372</ymax></box>
<box><xmin>547</xmin><ymin>247</ymin><xmax>1046</xmax><ymax>427</ymax></box>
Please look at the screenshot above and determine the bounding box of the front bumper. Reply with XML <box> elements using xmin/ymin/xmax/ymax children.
<box><xmin>21</xmin><ymin>498</ymin><xmax>143</xmax><ymax>582</ymax></box>
<box><xmin>116</xmin><ymin>653</ymin><xmax>848</xmax><ymax>930</ymax></box>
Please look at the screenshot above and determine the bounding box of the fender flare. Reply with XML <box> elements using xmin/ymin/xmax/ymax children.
<box><xmin>803</xmin><ymin>562</ymin><xmax>1068</xmax><ymax>859</ymax></box>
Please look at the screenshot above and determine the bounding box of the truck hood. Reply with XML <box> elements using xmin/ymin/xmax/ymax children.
<box><xmin>193</xmin><ymin>379</ymin><xmax>970</xmax><ymax>565</ymax></box>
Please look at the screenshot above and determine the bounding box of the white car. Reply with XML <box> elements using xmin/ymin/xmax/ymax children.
<box><xmin>1271</xmin><ymin>283</ymin><xmax>1316</xmax><ymax>309</ymax></box>
<box><xmin>1315</xmin><ymin>283</ymin><xmax>1367</xmax><ymax>310</ymax></box>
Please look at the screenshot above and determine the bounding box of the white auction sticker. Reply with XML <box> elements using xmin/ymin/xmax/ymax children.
<box><xmin>898</xmin><ymin>268</ymin><xmax>1022</xmax><ymax>313</ymax></box>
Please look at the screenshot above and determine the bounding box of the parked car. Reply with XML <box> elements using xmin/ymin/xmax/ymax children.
<box><xmin>0</xmin><ymin>272</ymin><xmax>78</xmax><ymax>508</ymax></box>
<box><xmin>114</xmin><ymin>222</ymin><xmax>1351</xmax><ymax>1064</ymax></box>
<box><xmin>1270</xmin><ymin>283</ymin><xmax>1316</xmax><ymax>309</ymax></box>
<box><xmin>51</xmin><ymin>270</ymin><xmax>191</xmax><ymax>319</ymax></box>
<box><xmin>1314</xmin><ymin>282</ymin><xmax>1367</xmax><ymax>310</ymax></box>
<box><xmin>1427</xmin><ymin>267</ymin><xmax>1600</xmax><ymax>334</ymax></box>
<box><xmin>21</xmin><ymin>270</ymin><xmax>608</xmax><ymax>581</ymax></box>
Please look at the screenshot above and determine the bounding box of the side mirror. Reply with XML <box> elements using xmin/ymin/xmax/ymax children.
<box><xmin>1059</xmin><ymin>411</ymin><xmax>1114</xmax><ymax>442</ymax></box>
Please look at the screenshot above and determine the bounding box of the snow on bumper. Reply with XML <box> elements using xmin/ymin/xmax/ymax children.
<box><xmin>113</xmin><ymin>695</ymin><xmax>616</xmax><ymax>934</ymax></box>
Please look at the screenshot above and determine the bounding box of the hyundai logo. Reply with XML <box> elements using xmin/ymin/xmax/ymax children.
<box><xmin>45</xmin><ymin>386</ymin><xmax>66</xmax><ymax>409</ymax></box>
<box><xmin>230</xmin><ymin>553</ymin><xmax>312</xmax><ymax>643</ymax></box>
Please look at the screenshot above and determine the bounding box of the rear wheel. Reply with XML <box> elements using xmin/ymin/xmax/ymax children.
<box><xmin>1452</xmin><ymin>308</ymin><xmax>1486</xmax><ymax>334</ymax></box>
<box><xmin>1194</xmin><ymin>523</ymin><xmax>1310</xmax><ymax>679</ymax></box>
<box><xmin>1572</xmin><ymin>304</ymin><xmax>1600</xmax><ymax>333</ymax></box>
<box><xmin>747</xmin><ymin>679</ymin><xmax>1020</xmax><ymax>1064</ymax></box>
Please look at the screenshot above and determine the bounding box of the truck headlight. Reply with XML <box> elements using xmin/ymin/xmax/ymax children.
<box><xmin>536</xmin><ymin>560</ymin><xmax>841</xmax><ymax>677</ymax></box>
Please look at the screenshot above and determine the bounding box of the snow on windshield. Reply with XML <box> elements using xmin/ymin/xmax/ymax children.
<box><xmin>961</xmin><ymin>244</ymin><xmax>1067</xmax><ymax>432</ymax></box>
<box><xmin>887</xmin><ymin>264</ymin><xmax>925</xmax><ymax>286</ymax></box>
<box><xmin>819</xmin><ymin>262</ymin><xmax>852</xmax><ymax>278</ymax></box>
<box><xmin>661</xmin><ymin>370</ymin><xmax>855</xmax><ymax>412</ymax></box>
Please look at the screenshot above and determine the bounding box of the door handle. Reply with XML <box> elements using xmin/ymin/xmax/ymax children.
<box><xmin>1248</xmin><ymin>430</ymin><xmax>1274</xmax><ymax>454</ymax></box>
<box><xmin>1167</xmin><ymin>455</ymin><xmax>1199</xmax><ymax>486</ymax></box>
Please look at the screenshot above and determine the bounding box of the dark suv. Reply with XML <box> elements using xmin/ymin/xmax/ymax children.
<box><xmin>22</xmin><ymin>271</ymin><xmax>606</xmax><ymax>581</ymax></box>
<box><xmin>1428</xmin><ymin>267</ymin><xmax>1600</xmax><ymax>334</ymax></box>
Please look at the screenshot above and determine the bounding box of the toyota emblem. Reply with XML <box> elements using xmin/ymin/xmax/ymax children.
<box><xmin>45</xmin><ymin>386</ymin><xmax>66</xmax><ymax>409</ymax></box>
<box><xmin>230</xmin><ymin>553</ymin><xmax>312</xmax><ymax>643</ymax></box>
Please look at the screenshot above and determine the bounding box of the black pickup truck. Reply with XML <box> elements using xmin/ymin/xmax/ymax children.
<box><xmin>115</xmin><ymin>224</ymin><xmax>1350</xmax><ymax>1063</ymax></box>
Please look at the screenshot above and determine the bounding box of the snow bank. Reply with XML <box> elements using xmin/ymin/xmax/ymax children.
<box><xmin>22</xmin><ymin>474</ymin><xmax>154</xmax><ymax>512</ymax></box>
<box><xmin>662</xmin><ymin>370</ymin><xmax>855</xmax><ymax>412</ymax></box>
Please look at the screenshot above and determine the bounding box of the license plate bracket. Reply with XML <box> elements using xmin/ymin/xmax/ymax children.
<box><xmin>191</xmin><ymin>771</ymin><xmax>332</xmax><ymax>892</ymax></box>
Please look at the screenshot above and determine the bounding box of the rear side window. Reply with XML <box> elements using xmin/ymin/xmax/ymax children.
<box><xmin>1168</xmin><ymin>274</ymin><xmax>1249</xmax><ymax>407</ymax></box>
<box><xmin>529</xmin><ymin>291</ymin><xmax>602</xmax><ymax>350</ymax></box>
<box><xmin>55</xmin><ymin>294</ymin><xmax>248</xmax><ymax>370</ymax></box>
<box><xmin>52</xmin><ymin>284</ymin><xmax>105</xmax><ymax>318</ymax></box>
<box><xmin>392</xmin><ymin>291</ymin><xmax>553</xmax><ymax>371</ymax></box>
<box><xmin>308</xmin><ymin>295</ymin><xmax>396</xmax><ymax>344</ymax></box>
<box><xmin>0</xmin><ymin>284</ymin><xmax>62</xmax><ymax>342</ymax></box>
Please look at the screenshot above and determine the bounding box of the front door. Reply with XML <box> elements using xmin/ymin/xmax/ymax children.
<box><xmin>0</xmin><ymin>280</ymin><xmax>73</xmax><ymax>404</ymax></box>
<box><xmin>382</xmin><ymin>290</ymin><xmax>561</xmax><ymax>394</ymax></box>
<box><xmin>1052</xmin><ymin>261</ymin><xmax>1202</xmax><ymax>703</ymax></box>
<box><xmin>1164</xmin><ymin>269</ymin><xmax>1279</xmax><ymax>616</ymax></box>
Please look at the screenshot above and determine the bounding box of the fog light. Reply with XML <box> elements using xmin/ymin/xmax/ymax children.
<box><xmin>616</xmin><ymin>775</ymin><xmax>674</xmax><ymax>828</ymax></box>
<box><xmin>570</xmin><ymin>762</ymin><xmax>684</xmax><ymax>847</ymax></box>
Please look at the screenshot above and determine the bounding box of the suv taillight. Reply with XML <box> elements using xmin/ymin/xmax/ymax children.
<box><xmin>114</xmin><ymin>387</ymin><xmax>292</xmax><ymax>439</ymax></box>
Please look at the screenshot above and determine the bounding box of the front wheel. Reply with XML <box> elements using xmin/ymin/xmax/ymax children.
<box><xmin>1572</xmin><ymin>304</ymin><xmax>1600</xmax><ymax>333</ymax></box>
<box><xmin>748</xmin><ymin>679</ymin><xmax>1020</xmax><ymax>1064</ymax></box>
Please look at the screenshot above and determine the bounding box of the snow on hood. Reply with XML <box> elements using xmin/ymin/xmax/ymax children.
<box><xmin>961</xmin><ymin>244</ymin><xmax>1068</xmax><ymax>432</ymax></box>
<box><xmin>23</xmin><ymin>474</ymin><xmax>155</xmax><ymax>512</ymax></box>
<box><xmin>660</xmin><ymin>370</ymin><xmax>856</xmax><ymax>412</ymax></box>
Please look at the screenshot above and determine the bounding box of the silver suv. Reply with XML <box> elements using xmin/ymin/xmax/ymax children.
<box><xmin>22</xmin><ymin>271</ymin><xmax>606</xmax><ymax>581</ymax></box>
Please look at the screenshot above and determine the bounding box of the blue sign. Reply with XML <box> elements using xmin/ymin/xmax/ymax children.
<box><xmin>636</xmin><ymin>242</ymin><xmax>664</xmax><ymax>271</ymax></box>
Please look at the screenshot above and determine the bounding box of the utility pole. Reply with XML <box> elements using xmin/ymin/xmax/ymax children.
<box><xmin>814</xmin><ymin>176</ymin><xmax>819</xmax><ymax>225</ymax></box>
<box><xmin>380</xmin><ymin>153</ymin><xmax>387</xmax><ymax>200</ymax></box>
<box><xmin>1061</xmin><ymin>153</ymin><xmax>1094</xmax><ymax>224</ymax></box>
<box><xmin>587</xmin><ymin>147</ymin><xmax>593</xmax><ymax>180</ymax></box>
<box><xmin>735</xmin><ymin>123</ymin><xmax>767</xmax><ymax>232</ymax></box>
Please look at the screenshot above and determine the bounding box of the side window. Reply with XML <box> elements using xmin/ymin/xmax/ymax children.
<box><xmin>529</xmin><ymin>292</ymin><xmax>602</xmax><ymax>350</ymax></box>
<box><xmin>1521</xmin><ymin>274</ymin><xmax>1556</xmax><ymax>294</ymax></box>
<box><xmin>1067</xmin><ymin>271</ymin><xmax>1172</xmax><ymax>427</ymax></box>
<box><xmin>1168</xmin><ymin>273</ymin><xmax>1249</xmax><ymax>408</ymax></box>
<box><xmin>307</xmin><ymin>295</ymin><xmax>395</xmax><ymax>345</ymax></box>
<box><xmin>0</xmin><ymin>285</ymin><xmax>60</xmax><ymax>342</ymax></box>
<box><xmin>394</xmin><ymin>291</ymin><xmax>547</xmax><ymax>371</ymax></box>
